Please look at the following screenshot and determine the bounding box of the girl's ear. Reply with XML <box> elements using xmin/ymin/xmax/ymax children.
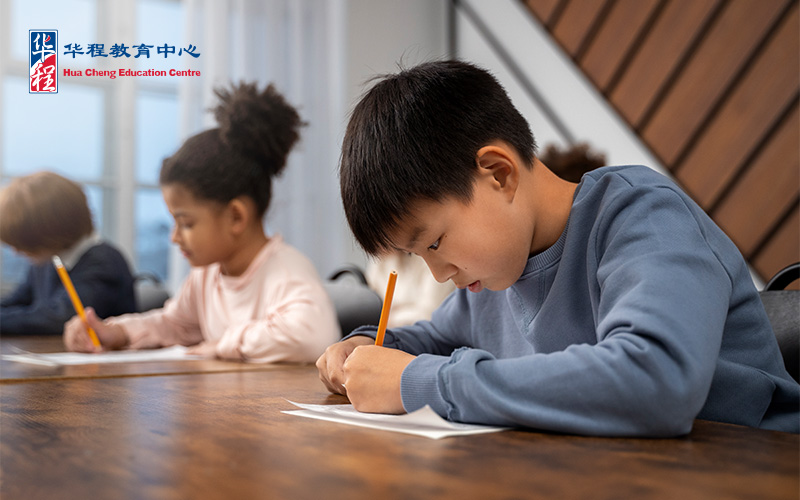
<box><xmin>226</xmin><ymin>198</ymin><xmax>250</xmax><ymax>235</ymax></box>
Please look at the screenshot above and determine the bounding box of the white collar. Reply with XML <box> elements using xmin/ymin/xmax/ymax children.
<box><xmin>56</xmin><ymin>233</ymin><xmax>101</xmax><ymax>270</ymax></box>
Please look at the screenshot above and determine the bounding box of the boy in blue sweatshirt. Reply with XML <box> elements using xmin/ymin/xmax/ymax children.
<box><xmin>316</xmin><ymin>60</ymin><xmax>799</xmax><ymax>436</ymax></box>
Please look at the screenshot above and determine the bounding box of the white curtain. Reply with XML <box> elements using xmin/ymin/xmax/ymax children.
<box><xmin>169</xmin><ymin>0</ymin><xmax>350</xmax><ymax>292</ymax></box>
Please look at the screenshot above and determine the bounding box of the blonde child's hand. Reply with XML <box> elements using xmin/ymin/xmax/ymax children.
<box><xmin>342</xmin><ymin>345</ymin><xmax>415</xmax><ymax>414</ymax></box>
<box><xmin>186</xmin><ymin>341</ymin><xmax>219</xmax><ymax>359</ymax></box>
<box><xmin>63</xmin><ymin>308</ymin><xmax>127</xmax><ymax>353</ymax></box>
<box><xmin>316</xmin><ymin>335</ymin><xmax>375</xmax><ymax>395</ymax></box>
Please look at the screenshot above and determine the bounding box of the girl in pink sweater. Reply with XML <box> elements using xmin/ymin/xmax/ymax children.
<box><xmin>64</xmin><ymin>83</ymin><xmax>341</xmax><ymax>362</ymax></box>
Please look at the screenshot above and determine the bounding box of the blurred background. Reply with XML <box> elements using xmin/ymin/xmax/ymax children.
<box><xmin>1</xmin><ymin>0</ymin><xmax>797</xmax><ymax>295</ymax></box>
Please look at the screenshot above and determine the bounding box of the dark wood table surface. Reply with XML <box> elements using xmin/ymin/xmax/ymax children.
<box><xmin>2</xmin><ymin>362</ymin><xmax>798</xmax><ymax>499</ymax></box>
<box><xmin>0</xmin><ymin>336</ymin><xmax>283</xmax><ymax>382</ymax></box>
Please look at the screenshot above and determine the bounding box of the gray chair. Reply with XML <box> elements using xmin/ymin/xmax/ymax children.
<box><xmin>134</xmin><ymin>272</ymin><xmax>171</xmax><ymax>313</ymax></box>
<box><xmin>323</xmin><ymin>265</ymin><xmax>382</xmax><ymax>337</ymax></box>
<box><xmin>759</xmin><ymin>263</ymin><xmax>800</xmax><ymax>383</ymax></box>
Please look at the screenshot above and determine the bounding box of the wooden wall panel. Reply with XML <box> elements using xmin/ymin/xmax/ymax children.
<box><xmin>525</xmin><ymin>0</ymin><xmax>562</xmax><ymax>26</ymax></box>
<box><xmin>610</xmin><ymin>0</ymin><xmax>721</xmax><ymax>126</ymax></box>
<box><xmin>676</xmin><ymin>5</ymin><xmax>799</xmax><ymax>207</ymax></box>
<box><xmin>754</xmin><ymin>209</ymin><xmax>800</xmax><ymax>281</ymax></box>
<box><xmin>580</xmin><ymin>0</ymin><xmax>660</xmax><ymax>91</ymax></box>
<box><xmin>521</xmin><ymin>0</ymin><xmax>800</xmax><ymax>281</ymax></box>
<box><xmin>551</xmin><ymin>0</ymin><xmax>609</xmax><ymax>57</ymax></box>
<box><xmin>715</xmin><ymin>106</ymin><xmax>799</xmax><ymax>257</ymax></box>
<box><xmin>642</xmin><ymin>0</ymin><xmax>786</xmax><ymax>166</ymax></box>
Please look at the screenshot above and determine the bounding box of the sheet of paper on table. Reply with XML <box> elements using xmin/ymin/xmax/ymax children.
<box><xmin>283</xmin><ymin>400</ymin><xmax>509</xmax><ymax>439</ymax></box>
<box><xmin>1</xmin><ymin>345</ymin><xmax>203</xmax><ymax>366</ymax></box>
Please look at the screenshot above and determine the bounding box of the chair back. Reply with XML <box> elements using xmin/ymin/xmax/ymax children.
<box><xmin>134</xmin><ymin>273</ymin><xmax>170</xmax><ymax>313</ymax></box>
<box><xmin>760</xmin><ymin>263</ymin><xmax>800</xmax><ymax>383</ymax></box>
<box><xmin>324</xmin><ymin>265</ymin><xmax>382</xmax><ymax>337</ymax></box>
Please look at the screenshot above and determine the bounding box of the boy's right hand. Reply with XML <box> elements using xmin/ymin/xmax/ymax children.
<box><xmin>316</xmin><ymin>335</ymin><xmax>375</xmax><ymax>395</ymax></box>
<box><xmin>63</xmin><ymin>308</ymin><xmax>128</xmax><ymax>353</ymax></box>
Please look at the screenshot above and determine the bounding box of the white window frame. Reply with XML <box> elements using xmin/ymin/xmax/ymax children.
<box><xmin>0</xmin><ymin>0</ymin><xmax>182</xmax><ymax>290</ymax></box>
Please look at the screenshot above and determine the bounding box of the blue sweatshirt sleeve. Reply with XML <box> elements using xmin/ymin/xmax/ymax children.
<box><xmin>0</xmin><ymin>287</ymin><xmax>81</xmax><ymax>335</ymax></box>
<box><xmin>1</xmin><ymin>261</ymin><xmax>81</xmax><ymax>335</ymax></box>
<box><xmin>399</xmin><ymin>185</ymin><xmax>734</xmax><ymax>437</ymax></box>
<box><xmin>1</xmin><ymin>267</ymin><xmax>34</xmax><ymax>308</ymax></box>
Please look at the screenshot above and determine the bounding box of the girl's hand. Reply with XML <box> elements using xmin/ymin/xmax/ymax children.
<box><xmin>63</xmin><ymin>308</ymin><xmax>127</xmax><ymax>353</ymax></box>
<box><xmin>316</xmin><ymin>335</ymin><xmax>375</xmax><ymax>395</ymax></box>
<box><xmin>186</xmin><ymin>341</ymin><xmax>219</xmax><ymax>359</ymax></box>
<box><xmin>341</xmin><ymin>345</ymin><xmax>415</xmax><ymax>414</ymax></box>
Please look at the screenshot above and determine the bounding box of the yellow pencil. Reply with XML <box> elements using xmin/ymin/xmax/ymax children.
<box><xmin>52</xmin><ymin>255</ymin><xmax>101</xmax><ymax>348</ymax></box>
<box><xmin>374</xmin><ymin>271</ymin><xmax>397</xmax><ymax>347</ymax></box>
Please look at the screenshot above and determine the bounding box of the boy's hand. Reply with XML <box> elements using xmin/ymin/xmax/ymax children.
<box><xmin>63</xmin><ymin>308</ymin><xmax>127</xmax><ymax>353</ymax></box>
<box><xmin>316</xmin><ymin>335</ymin><xmax>374</xmax><ymax>395</ymax></box>
<box><xmin>342</xmin><ymin>345</ymin><xmax>415</xmax><ymax>414</ymax></box>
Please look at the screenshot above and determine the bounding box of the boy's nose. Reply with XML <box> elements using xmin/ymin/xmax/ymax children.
<box><xmin>170</xmin><ymin>226</ymin><xmax>181</xmax><ymax>244</ymax></box>
<box><xmin>425</xmin><ymin>257</ymin><xmax>457</xmax><ymax>284</ymax></box>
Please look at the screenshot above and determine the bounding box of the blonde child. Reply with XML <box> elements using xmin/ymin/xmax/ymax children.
<box><xmin>0</xmin><ymin>171</ymin><xmax>136</xmax><ymax>335</ymax></box>
<box><xmin>64</xmin><ymin>83</ymin><xmax>341</xmax><ymax>361</ymax></box>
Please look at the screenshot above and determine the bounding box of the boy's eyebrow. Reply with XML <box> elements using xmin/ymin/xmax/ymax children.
<box><xmin>404</xmin><ymin>224</ymin><xmax>426</xmax><ymax>251</ymax></box>
<box><xmin>387</xmin><ymin>222</ymin><xmax>427</xmax><ymax>253</ymax></box>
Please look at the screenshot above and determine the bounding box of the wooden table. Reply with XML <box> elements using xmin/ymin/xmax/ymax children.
<box><xmin>0</xmin><ymin>336</ymin><xmax>281</xmax><ymax>382</ymax></box>
<box><xmin>2</xmin><ymin>360</ymin><xmax>798</xmax><ymax>499</ymax></box>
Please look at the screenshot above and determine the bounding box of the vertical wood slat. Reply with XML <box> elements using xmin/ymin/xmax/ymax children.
<box><xmin>610</xmin><ymin>0</ymin><xmax>721</xmax><ymax>127</ymax></box>
<box><xmin>641</xmin><ymin>0</ymin><xmax>787</xmax><ymax>167</ymax></box>
<box><xmin>754</xmin><ymin>207</ymin><xmax>800</xmax><ymax>281</ymax></box>
<box><xmin>676</xmin><ymin>5</ymin><xmax>800</xmax><ymax>208</ymax></box>
<box><xmin>525</xmin><ymin>0</ymin><xmax>563</xmax><ymax>26</ymax></box>
<box><xmin>579</xmin><ymin>0</ymin><xmax>660</xmax><ymax>91</ymax></box>
<box><xmin>551</xmin><ymin>0</ymin><xmax>610</xmax><ymax>57</ymax></box>
<box><xmin>714</xmin><ymin>105</ymin><xmax>799</xmax><ymax>257</ymax></box>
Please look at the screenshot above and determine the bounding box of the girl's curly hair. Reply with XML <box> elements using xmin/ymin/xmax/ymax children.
<box><xmin>160</xmin><ymin>82</ymin><xmax>304</xmax><ymax>217</ymax></box>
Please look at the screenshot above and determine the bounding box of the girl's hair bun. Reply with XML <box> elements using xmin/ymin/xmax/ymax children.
<box><xmin>214</xmin><ymin>82</ymin><xmax>303</xmax><ymax>177</ymax></box>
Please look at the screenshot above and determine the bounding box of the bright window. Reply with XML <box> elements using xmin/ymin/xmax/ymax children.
<box><xmin>1</xmin><ymin>0</ymin><xmax>182</xmax><ymax>293</ymax></box>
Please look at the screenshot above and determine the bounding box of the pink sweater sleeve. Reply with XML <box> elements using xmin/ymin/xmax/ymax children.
<box><xmin>215</xmin><ymin>276</ymin><xmax>340</xmax><ymax>363</ymax></box>
<box><xmin>210</xmin><ymin>241</ymin><xmax>341</xmax><ymax>364</ymax></box>
<box><xmin>108</xmin><ymin>274</ymin><xmax>204</xmax><ymax>349</ymax></box>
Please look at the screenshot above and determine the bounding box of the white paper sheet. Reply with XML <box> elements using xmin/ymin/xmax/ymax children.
<box><xmin>1</xmin><ymin>345</ymin><xmax>203</xmax><ymax>366</ymax></box>
<box><xmin>282</xmin><ymin>400</ymin><xmax>509</xmax><ymax>439</ymax></box>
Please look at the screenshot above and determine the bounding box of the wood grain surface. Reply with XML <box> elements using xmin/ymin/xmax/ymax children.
<box><xmin>0</xmin><ymin>336</ymin><xmax>285</xmax><ymax>382</ymax></box>
<box><xmin>1</xmin><ymin>366</ymin><xmax>797</xmax><ymax>500</ymax></box>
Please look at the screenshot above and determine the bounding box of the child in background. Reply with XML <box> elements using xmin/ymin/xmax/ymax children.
<box><xmin>316</xmin><ymin>60</ymin><xmax>799</xmax><ymax>435</ymax></box>
<box><xmin>64</xmin><ymin>83</ymin><xmax>341</xmax><ymax>362</ymax></box>
<box><xmin>539</xmin><ymin>141</ymin><xmax>606</xmax><ymax>183</ymax></box>
<box><xmin>0</xmin><ymin>171</ymin><xmax>136</xmax><ymax>335</ymax></box>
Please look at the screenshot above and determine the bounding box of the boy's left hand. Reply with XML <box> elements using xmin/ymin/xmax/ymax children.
<box><xmin>342</xmin><ymin>345</ymin><xmax>415</xmax><ymax>414</ymax></box>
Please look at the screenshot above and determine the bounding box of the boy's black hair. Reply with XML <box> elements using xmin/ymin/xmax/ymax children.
<box><xmin>340</xmin><ymin>60</ymin><xmax>536</xmax><ymax>255</ymax></box>
<box><xmin>160</xmin><ymin>82</ymin><xmax>303</xmax><ymax>217</ymax></box>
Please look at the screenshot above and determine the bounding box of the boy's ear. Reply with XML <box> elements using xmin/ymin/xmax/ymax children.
<box><xmin>475</xmin><ymin>143</ymin><xmax>520</xmax><ymax>198</ymax></box>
